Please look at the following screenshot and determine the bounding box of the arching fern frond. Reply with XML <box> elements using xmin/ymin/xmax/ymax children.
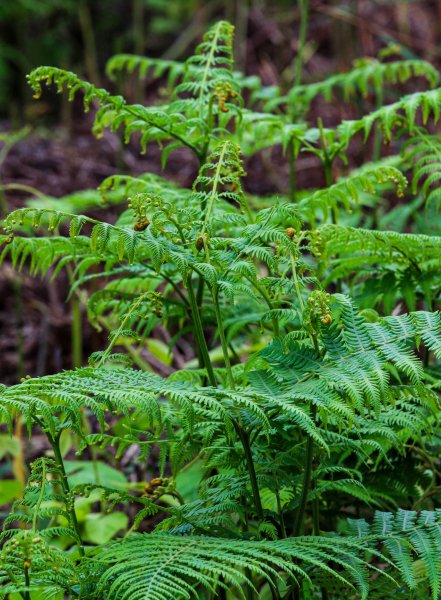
<box><xmin>3</xmin><ymin>207</ymin><xmax>142</xmax><ymax>265</ymax></box>
<box><xmin>86</xmin><ymin>532</ymin><xmax>383</xmax><ymax>600</ymax></box>
<box><xmin>270</xmin><ymin>58</ymin><xmax>439</xmax><ymax>111</ymax></box>
<box><xmin>106</xmin><ymin>54</ymin><xmax>185</xmax><ymax>89</ymax></box>
<box><xmin>254</xmin><ymin>295</ymin><xmax>441</xmax><ymax>416</ymax></box>
<box><xmin>314</xmin><ymin>225</ymin><xmax>441</xmax><ymax>308</ymax></box>
<box><xmin>298</xmin><ymin>164</ymin><xmax>407</xmax><ymax>222</ymax></box>
<box><xmin>403</xmin><ymin>132</ymin><xmax>441</xmax><ymax>209</ymax></box>
<box><xmin>27</xmin><ymin>67</ymin><xmax>203</xmax><ymax>157</ymax></box>
<box><xmin>347</xmin><ymin>508</ymin><xmax>441</xmax><ymax>599</ymax></box>
<box><xmin>337</xmin><ymin>87</ymin><xmax>441</xmax><ymax>147</ymax></box>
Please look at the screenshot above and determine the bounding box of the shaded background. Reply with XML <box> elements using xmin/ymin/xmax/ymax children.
<box><xmin>0</xmin><ymin>0</ymin><xmax>440</xmax><ymax>383</ymax></box>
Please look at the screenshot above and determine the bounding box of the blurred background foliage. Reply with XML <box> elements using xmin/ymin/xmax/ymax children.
<box><xmin>1</xmin><ymin>0</ymin><xmax>439</xmax><ymax>119</ymax></box>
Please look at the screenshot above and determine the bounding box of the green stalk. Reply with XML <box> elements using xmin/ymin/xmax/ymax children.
<box><xmin>312</xmin><ymin>494</ymin><xmax>320</xmax><ymax>536</ymax></box>
<box><xmin>49</xmin><ymin>434</ymin><xmax>85</xmax><ymax>557</ymax></box>
<box><xmin>290</xmin><ymin>254</ymin><xmax>305</xmax><ymax>312</ymax></box>
<box><xmin>24</xmin><ymin>566</ymin><xmax>30</xmax><ymax>600</ymax></box>
<box><xmin>211</xmin><ymin>278</ymin><xmax>263</xmax><ymax>522</ymax></box>
<box><xmin>289</xmin><ymin>141</ymin><xmax>297</xmax><ymax>202</ymax></box>
<box><xmin>78</xmin><ymin>0</ymin><xmax>100</xmax><ymax>86</ymax></box>
<box><xmin>201</xmin><ymin>140</ymin><xmax>228</xmax><ymax>232</ymax></box>
<box><xmin>294</xmin><ymin>0</ymin><xmax>310</xmax><ymax>88</ymax></box>
<box><xmin>186</xmin><ymin>273</ymin><xmax>217</xmax><ymax>388</ymax></box>
<box><xmin>32</xmin><ymin>459</ymin><xmax>47</xmax><ymax>532</ymax></box>
<box><xmin>71</xmin><ymin>296</ymin><xmax>82</xmax><ymax>368</ymax></box>
<box><xmin>318</xmin><ymin>118</ymin><xmax>338</xmax><ymax>225</ymax></box>
<box><xmin>234</xmin><ymin>422</ymin><xmax>264</xmax><ymax>521</ymax></box>
<box><xmin>372</xmin><ymin>85</ymin><xmax>384</xmax><ymax>162</ymax></box>
<box><xmin>97</xmin><ymin>292</ymin><xmax>149</xmax><ymax>367</ymax></box>
<box><xmin>293</xmin><ymin>433</ymin><xmax>314</xmax><ymax>537</ymax></box>
<box><xmin>276</xmin><ymin>488</ymin><xmax>288</xmax><ymax>539</ymax></box>
<box><xmin>212</xmin><ymin>289</ymin><xmax>235</xmax><ymax>389</ymax></box>
<box><xmin>245</xmin><ymin>276</ymin><xmax>280</xmax><ymax>337</ymax></box>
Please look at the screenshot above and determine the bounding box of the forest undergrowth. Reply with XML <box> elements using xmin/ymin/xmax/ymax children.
<box><xmin>1</xmin><ymin>16</ymin><xmax>441</xmax><ymax>600</ymax></box>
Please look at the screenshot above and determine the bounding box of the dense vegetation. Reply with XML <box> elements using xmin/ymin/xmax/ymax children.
<box><xmin>2</xmin><ymin>16</ymin><xmax>441</xmax><ymax>600</ymax></box>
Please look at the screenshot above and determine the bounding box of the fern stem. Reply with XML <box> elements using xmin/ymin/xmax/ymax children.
<box><xmin>275</xmin><ymin>488</ymin><xmax>288</xmax><ymax>539</ymax></box>
<box><xmin>294</xmin><ymin>0</ymin><xmax>310</xmax><ymax>88</ymax></box>
<box><xmin>290</xmin><ymin>254</ymin><xmax>305</xmax><ymax>312</ymax></box>
<box><xmin>318</xmin><ymin>118</ymin><xmax>338</xmax><ymax>225</ymax></box>
<box><xmin>97</xmin><ymin>291</ymin><xmax>149</xmax><ymax>367</ymax></box>
<box><xmin>71</xmin><ymin>296</ymin><xmax>82</xmax><ymax>368</ymax></box>
<box><xmin>201</xmin><ymin>140</ymin><xmax>229</xmax><ymax>232</ymax></box>
<box><xmin>212</xmin><ymin>288</ymin><xmax>235</xmax><ymax>389</ymax></box>
<box><xmin>186</xmin><ymin>273</ymin><xmax>217</xmax><ymax>387</ymax></box>
<box><xmin>198</xmin><ymin>21</ymin><xmax>223</xmax><ymax>118</ymax></box>
<box><xmin>32</xmin><ymin>459</ymin><xmax>46</xmax><ymax>533</ymax></box>
<box><xmin>293</xmin><ymin>433</ymin><xmax>314</xmax><ymax>537</ymax></box>
<box><xmin>49</xmin><ymin>434</ymin><xmax>85</xmax><ymax>557</ymax></box>
<box><xmin>245</xmin><ymin>275</ymin><xmax>280</xmax><ymax>337</ymax></box>
<box><xmin>289</xmin><ymin>141</ymin><xmax>297</xmax><ymax>202</ymax></box>
<box><xmin>312</xmin><ymin>494</ymin><xmax>320</xmax><ymax>535</ymax></box>
<box><xmin>234</xmin><ymin>422</ymin><xmax>264</xmax><ymax>521</ymax></box>
<box><xmin>23</xmin><ymin>565</ymin><xmax>30</xmax><ymax>600</ymax></box>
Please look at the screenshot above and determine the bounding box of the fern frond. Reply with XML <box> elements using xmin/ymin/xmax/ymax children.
<box><xmin>270</xmin><ymin>58</ymin><xmax>439</xmax><ymax>110</ymax></box>
<box><xmin>87</xmin><ymin>533</ymin><xmax>382</xmax><ymax>600</ymax></box>
<box><xmin>348</xmin><ymin>509</ymin><xmax>441</xmax><ymax>599</ymax></box>
<box><xmin>337</xmin><ymin>87</ymin><xmax>441</xmax><ymax>146</ymax></box>
<box><xmin>299</xmin><ymin>164</ymin><xmax>407</xmax><ymax>222</ymax></box>
<box><xmin>106</xmin><ymin>54</ymin><xmax>185</xmax><ymax>89</ymax></box>
<box><xmin>403</xmin><ymin>132</ymin><xmax>441</xmax><ymax>208</ymax></box>
<box><xmin>175</xmin><ymin>20</ymin><xmax>241</xmax><ymax>119</ymax></box>
<box><xmin>27</xmin><ymin>66</ymin><xmax>202</xmax><ymax>157</ymax></box>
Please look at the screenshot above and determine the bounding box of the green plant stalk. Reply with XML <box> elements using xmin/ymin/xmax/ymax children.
<box><xmin>294</xmin><ymin>0</ymin><xmax>310</xmax><ymax>88</ymax></box>
<box><xmin>275</xmin><ymin>488</ymin><xmax>287</xmax><ymax>539</ymax></box>
<box><xmin>312</xmin><ymin>494</ymin><xmax>320</xmax><ymax>535</ymax></box>
<box><xmin>289</xmin><ymin>141</ymin><xmax>297</xmax><ymax>202</ymax></box>
<box><xmin>32</xmin><ymin>459</ymin><xmax>47</xmax><ymax>532</ymax></box>
<box><xmin>201</xmin><ymin>140</ymin><xmax>228</xmax><ymax>230</ymax></box>
<box><xmin>186</xmin><ymin>273</ymin><xmax>217</xmax><ymax>387</ymax></box>
<box><xmin>293</xmin><ymin>434</ymin><xmax>314</xmax><ymax>536</ymax></box>
<box><xmin>234</xmin><ymin>422</ymin><xmax>264</xmax><ymax>521</ymax></box>
<box><xmin>293</xmin><ymin>328</ymin><xmax>319</xmax><ymax>537</ymax></box>
<box><xmin>318</xmin><ymin>119</ymin><xmax>338</xmax><ymax>225</ymax></box>
<box><xmin>49</xmin><ymin>434</ymin><xmax>85</xmax><ymax>557</ymax></box>
<box><xmin>198</xmin><ymin>21</ymin><xmax>223</xmax><ymax>118</ymax></box>
<box><xmin>290</xmin><ymin>254</ymin><xmax>305</xmax><ymax>311</ymax></box>
<box><xmin>71</xmin><ymin>296</ymin><xmax>82</xmax><ymax>368</ymax></box>
<box><xmin>212</xmin><ymin>289</ymin><xmax>235</xmax><ymax>389</ymax></box>
<box><xmin>211</xmin><ymin>280</ymin><xmax>264</xmax><ymax>523</ymax></box>
<box><xmin>78</xmin><ymin>0</ymin><xmax>100</xmax><ymax>87</ymax></box>
<box><xmin>244</xmin><ymin>275</ymin><xmax>280</xmax><ymax>337</ymax></box>
<box><xmin>372</xmin><ymin>85</ymin><xmax>384</xmax><ymax>162</ymax></box>
<box><xmin>23</xmin><ymin>566</ymin><xmax>30</xmax><ymax>600</ymax></box>
<box><xmin>97</xmin><ymin>291</ymin><xmax>149</xmax><ymax>367</ymax></box>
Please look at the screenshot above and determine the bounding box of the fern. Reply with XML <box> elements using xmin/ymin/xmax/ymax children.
<box><xmin>337</xmin><ymin>87</ymin><xmax>441</xmax><ymax>146</ymax></box>
<box><xmin>404</xmin><ymin>132</ymin><xmax>441</xmax><ymax>209</ymax></box>
<box><xmin>85</xmin><ymin>533</ymin><xmax>385</xmax><ymax>600</ymax></box>
<box><xmin>3</xmin><ymin>18</ymin><xmax>441</xmax><ymax>600</ymax></box>
<box><xmin>267</xmin><ymin>57</ymin><xmax>439</xmax><ymax>111</ymax></box>
<box><xmin>347</xmin><ymin>509</ymin><xmax>441</xmax><ymax>599</ymax></box>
